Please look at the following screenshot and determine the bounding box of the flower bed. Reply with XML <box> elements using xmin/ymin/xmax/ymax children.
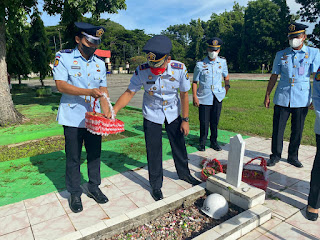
<box><xmin>107</xmin><ymin>195</ymin><xmax>244</xmax><ymax>240</ymax></box>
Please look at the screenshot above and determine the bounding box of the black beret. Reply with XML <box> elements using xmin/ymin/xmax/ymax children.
<box><xmin>288</xmin><ymin>22</ymin><xmax>308</xmax><ymax>37</ymax></box>
<box><xmin>207</xmin><ymin>37</ymin><xmax>223</xmax><ymax>50</ymax></box>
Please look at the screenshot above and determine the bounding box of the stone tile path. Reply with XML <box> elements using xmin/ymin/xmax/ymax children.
<box><xmin>1</xmin><ymin>136</ymin><xmax>319</xmax><ymax>240</ymax></box>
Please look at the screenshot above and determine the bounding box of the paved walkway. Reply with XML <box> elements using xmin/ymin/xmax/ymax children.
<box><xmin>0</xmin><ymin>136</ymin><xmax>319</xmax><ymax>240</ymax></box>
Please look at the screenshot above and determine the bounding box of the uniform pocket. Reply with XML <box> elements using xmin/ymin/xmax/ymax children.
<box><xmin>94</xmin><ymin>73</ymin><xmax>103</xmax><ymax>81</ymax></box>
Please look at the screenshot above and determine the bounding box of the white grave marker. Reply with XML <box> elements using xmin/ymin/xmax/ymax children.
<box><xmin>226</xmin><ymin>134</ymin><xmax>245</xmax><ymax>188</ymax></box>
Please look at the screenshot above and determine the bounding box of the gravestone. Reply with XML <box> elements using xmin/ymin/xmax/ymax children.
<box><xmin>226</xmin><ymin>134</ymin><xmax>245</xmax><ymax>188</ymax></box>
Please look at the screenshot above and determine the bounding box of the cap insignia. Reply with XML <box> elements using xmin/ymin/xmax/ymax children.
<box><xmin>147</xmin><ymin>52</ymin><xmax>156</xmax><ymax>61</ymax></box>
<box><xmin>96</xmin><ymin>28</ymin><xmax>104</xmax><ymax>37</ymax></box>
<box><xmin>213</xmin><ymin>40</ymin><xmax>218</xmax><ymax>46</ymax></box>
<box><xmin>289</xmin><ymin>24</ymin><xmax>295</xmax><ymax>32</ymax></box>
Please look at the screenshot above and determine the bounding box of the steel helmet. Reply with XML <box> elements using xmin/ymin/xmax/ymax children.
<box><xmin>201</xmin><ymin>193</ymin><xmax>228</xmax><ymax>219</ymax></box>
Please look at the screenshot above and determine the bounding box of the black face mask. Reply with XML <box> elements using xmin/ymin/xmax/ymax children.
<box><xmin>80</xmin><ymin>44</ymin><xmax>97</xmax><ymax>58</ymax></box>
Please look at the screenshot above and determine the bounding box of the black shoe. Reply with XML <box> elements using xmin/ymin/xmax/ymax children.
<box><xmin>210</xmin><ymin>142</ymin><xmax>222</xmax><ymax>151</ymax></box>
<box><xmin>180</xmin><ymin>174</ymin><xmax>202</xmax><ymax>186</ymax></box>
<box><xmin>287</xmin><ymin>159</ymin><xmax>303</xmax><ymax>168</ymax></box>
<box><xmin>199</xmin><ymin>145</ymin><xmax>205</xmax><ymax>151</ymax></box>
<box><xmin>151</xmin><ymin>189</ymin><xmax>163</xmax><ymax>201</ymax></box>
<box><xmin>87</xmin><ymin>188</ymin><xmax>109</xmax><ymax>204</ymax></box>
<box><xmin>306</xmin><ymin>208</ymin><xmax>319</xmax><ymax>221</ymax></box>
<box><xmin>267</xmin><ymin>157</ymin><xmax>280</xmax><ymax>167</ymax></box>
<box><xmin>69</xmin><ymin>195</ymin><xmax>83</xmax><ymax>213</ymax></box>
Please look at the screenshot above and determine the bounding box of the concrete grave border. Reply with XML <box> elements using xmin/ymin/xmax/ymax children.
<box><xmin>57</xmin><ymin>173</ymin><xmax>271</xmax><ymax>240</ymax></box>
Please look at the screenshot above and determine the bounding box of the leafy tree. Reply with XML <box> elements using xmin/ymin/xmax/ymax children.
<box><xmin>161</xmin><ymin>24</ymin><xmax>191</xmax><ymax>48</ymax></box>
<box><xmin>206</xmin><ymin>2</ymin><xmax>245</xmax><ymax>71</ymax></box>
<box><xmin>187</xmin><ymin>19</ymin><xmax>205</xmax><ymax>71</ymax></box>
<box><xmin>0</xmin><ymin>0</ymin><xmax>35</xmax><ymax>125</ymax></box>
<box><xmin>43</xmin><ymin>0</ymin><xmax>127</xmax><ymax>49</ymax></box>
<box><xmin>0</xmin><ymin>0</ymin><xmax>126</xmax><ymax>126</ymax></box>
<box><xmin>239</xmin><ymin>0</ymin><xmax>292</xmax><ymax>71</ymax></box>
<box><xmin>129</xmin><ymin>55</ymin><xmax>147</xmax><ymax>71</ymax></box>
<box><xmin>295</xmin><ymin>0</ymin><xmax>320</xmax><ymax>47</ymax></box>
<box><xmin>29</xmin><ymin>11</ymin><xmax>51</xmax><ymax>86</ymax></box>
<box><xmin>6</xmin><ymin>25</ymin><xmax>32</xmax><ymax>84</ymax></box>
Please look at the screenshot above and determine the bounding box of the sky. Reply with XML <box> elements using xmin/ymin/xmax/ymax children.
<box><xmin>40</xmin><ymin>0</ymin><xmax>315</xmax><ymax>34</ymax></box>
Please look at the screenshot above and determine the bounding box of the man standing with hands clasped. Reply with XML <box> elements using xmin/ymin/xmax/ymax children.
<box><xmin>110</xmin><ymin>35</ymin><xmax>201</xmax><ymax>201</ymax></box>
<box><xmin>193</xmin><ymin>37</ymin><xmax>230</xmax><ymax>152</ymax></box>
<box><xmin>264</xmin><ymin>22</ymin><xmax>320</xmax><ymax>168</ymax></box>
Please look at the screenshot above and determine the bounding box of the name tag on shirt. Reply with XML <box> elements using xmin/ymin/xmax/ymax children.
<box><xmin>147</xmin><ymin>81</ymin><xmax>155</xmax><ymax>84</ymax></box>
<box><xmin>71</xmin><ymin>66</ymin><xmax>81</xmax><ymax>69</ymax></box>
<box><xmin>298</xmin><ymin>67</ymin><xmax>304</xmax><ymax>75</ymax></box>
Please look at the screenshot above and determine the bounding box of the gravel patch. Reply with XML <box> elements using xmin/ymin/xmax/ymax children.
<box><xmin>107</xmin><ymin>195</ymin><xmax>244</xmax><ymax>240</ymax></box>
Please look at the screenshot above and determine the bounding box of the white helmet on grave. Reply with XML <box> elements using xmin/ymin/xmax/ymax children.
<box><xmin>201</xmin><ymin>193</ymin><xmax>228</xmax><ymax>219</ymax></box>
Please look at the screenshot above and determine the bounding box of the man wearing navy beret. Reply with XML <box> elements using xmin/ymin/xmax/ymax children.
<box><xmin>110</xmin><ymin>35</ymin><xmax>201</xmax><ymax>201</ymax></box>
<box><xmin>264</xmin><ymin>22</ymin><xmax>320</xmax><ymax>168</ymax></box>
<box><xmin>192</xmin><ymin>37</ymin><xmax>230</xmax><ymax>152</ymax></box>
<box><xmin>53</xmin><ymin>22</ymin><xmax>110</xmax><ymax>213</ymax></box>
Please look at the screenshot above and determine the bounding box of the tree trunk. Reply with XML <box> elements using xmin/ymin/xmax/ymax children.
<box><xmin>18</xmin><ymin>74</ymin><xmax>21</xmax><ymax>85</ymax></box>
<box><xmin>0</xmin><ymin>16</ymin><xmax>23</xmax><ymax>126</ymax></box>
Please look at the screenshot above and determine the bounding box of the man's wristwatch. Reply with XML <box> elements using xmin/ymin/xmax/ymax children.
<box><xmin>225</xmin><ymin>84</ymin><xmax>231</xmax><ymax>88</ymax></box>
<box><xmin>182</xmin><ymin>117</ymin><xmax>189</xmax><ymax>122</ymax></box>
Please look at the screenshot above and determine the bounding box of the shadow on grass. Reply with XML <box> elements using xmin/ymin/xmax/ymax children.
<box><xmin>12</xmin><ymin>89</ymin><xmax>61</xmax><ymax>107</ymax></box>
<box><xmin>29</xmin><ymin>149</ymin><xmax>149</xmax><ymax>194</ymax></box>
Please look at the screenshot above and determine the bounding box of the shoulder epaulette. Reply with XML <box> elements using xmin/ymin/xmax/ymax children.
<box><xmin>219</xmin><ymin>56</ymin><xmax>226</xmax><ymax>60</ymax></box>
<box><xmin>95</xmin><ymin>55</ymin><xmax>104</xmax><ymax>61</ymax></box>
<box><xmin>139</xmin><ymin>63</ymin><xmax>150</xmax><ymax>70</ymax></box>
<box><xmin>60</xmin><ymin>49</ymin><xmax>73</xmax><ymax>53</ymax></box>
<box><xmin>171</xmin><ymin>62</ymin><xmax>183</xmax><ymax>69</ymax></box>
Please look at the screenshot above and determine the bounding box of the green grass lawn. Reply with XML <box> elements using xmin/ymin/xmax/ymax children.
<box><xmin>1</xmin><ymin>80</ymin><xmax>316</xmax><ymax>206</ymax></box>
<box><xmin>190</xmin><ymin>80</ymin><xmax>316</xmax><ymax>146</ymax></box>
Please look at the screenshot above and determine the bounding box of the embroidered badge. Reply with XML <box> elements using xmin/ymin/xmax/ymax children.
<box><xmin>54</xmin><ymin>59</ymin><xmax>59</xmax><ymax>67</ymax></box>
<box><xmin>315</xmin><ymin>73</ymin><xmax>320</xmax><ymax>81</ymax></box>
<box><xmin>73</xmin><ymin>60</ymin><xmax>78</xmax><ymax>65</ymax></box>
<box><xmin>186</xmin><ymin>73</ymin><xmax>189</xmax><ymax>80</ymax></box>
<box><xmin>148</xmin><ymin>75</ymin><xmax>153</xmax><ymax>80</ymax></box>
<box><xmin>170</xmin><ymin>77</ymin><xmax>175</xmax><ymax>81</ymax></box>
